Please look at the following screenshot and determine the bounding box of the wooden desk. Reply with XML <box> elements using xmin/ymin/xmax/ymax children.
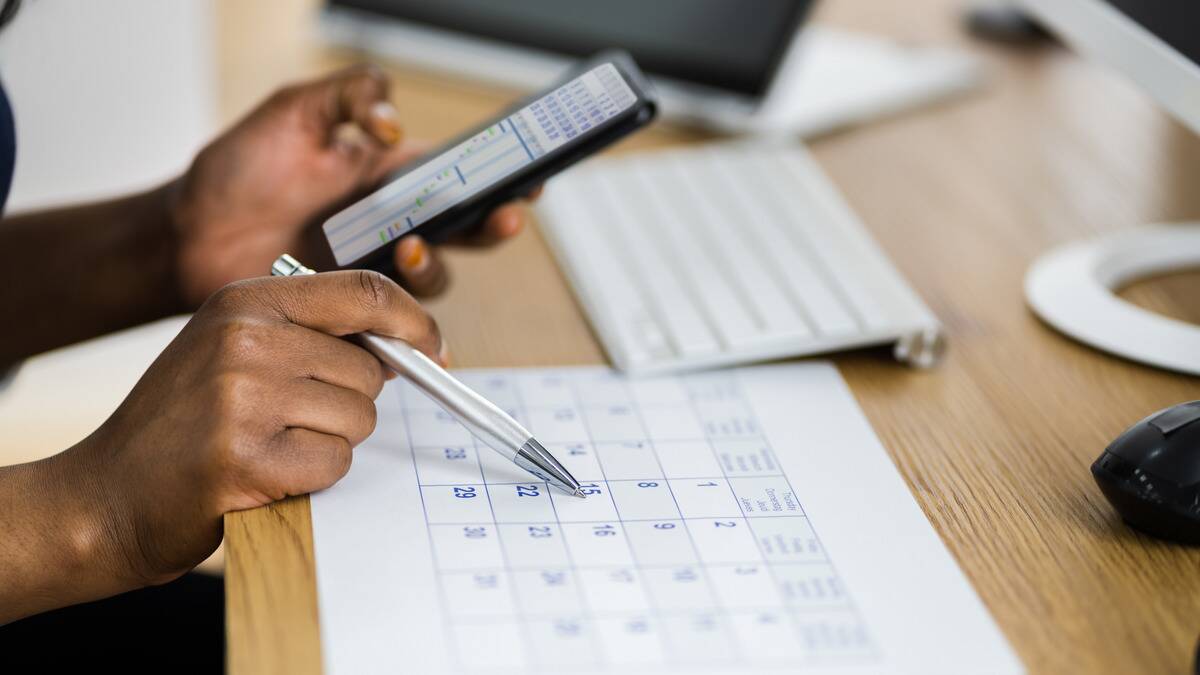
<box><xmin>217</xmin><ymin>1</ymin><xmax>1200</xmax><ymax>673</ymax></box>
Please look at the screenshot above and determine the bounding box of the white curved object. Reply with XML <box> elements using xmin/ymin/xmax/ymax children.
<box><xmin>1025</xmin><ymin>224</ymin><xmax>1200</xmax><ymax>375</ymax></box>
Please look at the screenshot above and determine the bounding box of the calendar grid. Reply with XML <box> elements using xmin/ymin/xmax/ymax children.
<box><xmin>386</xmin><ymin>561</ymin><xmax>845</xmax><ymax>575</ymax></box>
<box><xmin>403</xmin><ymin>370</ymin><xmax>880</xmax><ymax>670</ymax></box>
<box><xmin>397</xmin><ymin>384</ymin><xmax>460</xmax><ymax>668</ymax></box>
<box><xmin>689</xmin><ymin>376</ymin><xmax>820</xmax><ymax>663</ymax></box>
<box><xmin>509</xmin><ymin>374</ymin><xmax>610</xmax><ymax>667</ymax></box>
<box><xmin>612</xmin><ymin>376</ymin><xmax>746</xmax><ymax>665</ymax></box>
<box><xmin>565</xmin><ymin>375</ymin><xmax>681</xmax><ymax>663</ymax></box>
<box><xmin>471</xmin><ymin>432</ymin><xmax>542</xmax><ymax>668</ymax></box>
<box><xmin>401</xmin><ymin>517</ymin><xmax>841</xmax><ymax>528</ymax></box>
<box><xmin>444</xmin><ymin>606</ymin><xmax>856</xmax><ymax>621</ymax></box>
<box><xmin>705</xmin><ymin>373</ymin><xmax>879</xmax><ymax>662</ymax></box>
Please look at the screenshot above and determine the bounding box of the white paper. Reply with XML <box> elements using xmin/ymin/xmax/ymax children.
<box><xmin>312</xmin><ymin>363</ymin><xmax>1022</xmax><ymax>674</ymax></box>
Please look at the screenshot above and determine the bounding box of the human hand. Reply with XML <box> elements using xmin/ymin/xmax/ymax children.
<box><xmin>170</xmin><ymin>65</ymin><xmax>533</xmax><ymax>307</ymax></box>
<box><xmin>63</xmin><ymin>270</ymin><xmax>440</xmax><ymax>588</ymax></box>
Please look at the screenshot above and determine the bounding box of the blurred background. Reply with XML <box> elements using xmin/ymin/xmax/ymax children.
<box><xmin>0</xmin><ymin>0</ymin><xmax>1193</xmax><ymax>218</ymax></box>
<box><xmin>0</xmin><ymin>0</ymin><xmax>988</xmax><ymax>210</ymax></box>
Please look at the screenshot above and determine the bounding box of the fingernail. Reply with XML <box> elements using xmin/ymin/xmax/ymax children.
<box><xmin>502</xmin><ymin>211</ymin><xmax>525</xmax><ymax>236</ymax></box>
<box><xmin>369</xmin><ymin>101</ymin><xmax>402</xmax><ymax>145</ymax></box>
<box><xmin>332</xmin><ymin>122</ymin><xmax>368</xmax><ymax>155</ymax></box>
<box><xmin>439</xmin><ymin>341</ymin><xmax>452</xmax><ymax>367</ymax></box>
<box><xmin>400</xmin><ymin>237</ymin><xmax>429</xmax><ymax>273</ymax></box>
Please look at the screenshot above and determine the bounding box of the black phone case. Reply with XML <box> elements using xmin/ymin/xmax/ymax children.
<box><xmin>324</xmin><ymin>50</ymin><xmax>657</xmax><ymax>276</ymax></box>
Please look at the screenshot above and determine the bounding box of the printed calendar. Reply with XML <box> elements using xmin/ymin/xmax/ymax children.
<box><xmin>311</xmin><ymin>363</ymin><xmax>1022</xmax><ymax>675</ymax></box>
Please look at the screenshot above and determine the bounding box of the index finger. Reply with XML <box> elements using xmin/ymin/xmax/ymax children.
<box><xmin>235</xmin><ymin>271</ymin><xmax>444</xmax><ymax>363</ymax></box>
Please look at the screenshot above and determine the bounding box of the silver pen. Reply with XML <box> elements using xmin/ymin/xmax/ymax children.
<box><xmin>271</xmin><ymin>254</ymin><xmax>585</xmax><ymax>497</ymax></box>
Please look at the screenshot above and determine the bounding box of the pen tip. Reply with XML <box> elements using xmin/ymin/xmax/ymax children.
<box><xmin>572</xmin><ymin>488</ymin><xmax>586</xmax><ymax>499</ymax></box>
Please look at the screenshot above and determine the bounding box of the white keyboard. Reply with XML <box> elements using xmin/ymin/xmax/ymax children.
<box><xmin>535</xmin><ymin>142</ymin><xmax>943</xmax><ymax>375</ymax></box>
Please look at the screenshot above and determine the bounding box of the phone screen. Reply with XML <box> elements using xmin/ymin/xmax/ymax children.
<box><xmin>321</xmin><ymin>62</ymin><xmax>638</xmax><ymax>266</ymax></box>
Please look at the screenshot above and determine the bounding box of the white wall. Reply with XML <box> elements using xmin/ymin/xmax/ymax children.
<box><xmin>0</xmin><ymin>0</ymin><xmax>216</xmax><ymax>211</ymax></box>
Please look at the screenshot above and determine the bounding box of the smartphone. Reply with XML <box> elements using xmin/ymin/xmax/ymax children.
<box><xmin>303</xmin><ymin>50</ymin><xmax>657</xmax><ymax>274</ymax></box>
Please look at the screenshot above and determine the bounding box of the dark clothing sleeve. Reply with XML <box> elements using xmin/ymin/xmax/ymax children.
<box><xmin>0</xmin><ymin>84</ymin><xmax>223</xmax><ymax>672</ymax></box>
<box><xmin>0</xmin><ymin>80</ymin><xmax>14</xmax><ymax>214</ymax></box>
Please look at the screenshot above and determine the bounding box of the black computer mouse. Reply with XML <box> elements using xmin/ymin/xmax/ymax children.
<box><xmin>1092</xmin><ymin>401</ymin><xmax>1200</xmax><ymax>544</ymax></box>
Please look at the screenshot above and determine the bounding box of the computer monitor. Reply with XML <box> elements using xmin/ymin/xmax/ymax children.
<box><xmin>1016</xmin><ymin>1</ymin><xmax>1200</xmax><ymax>134</ymax></box>
<box><xmin>322</xmin><ymin>0</ymin><xmax>812</xmax><ymax>130</ymax></box>
<box><xmin>320</xmin><ymin>0</ymin><xmax>982</xmax><ymax>135</ymax></box>
<box><xmin>327</xmin><ymin>0</ymin><xmax>811</xmax><ymax>100</ymax></box>
<box><xmin>1016</xmin><ymin>0</ymin><xmax>1200</xmax><ymax>375</ymax></box>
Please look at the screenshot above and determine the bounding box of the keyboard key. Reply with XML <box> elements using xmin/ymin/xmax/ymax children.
<box><xmin>709</xmin><ymin>150</ymin><xmax>859</xmax><ymax>337</ymax></box>
<box><xmin>591</xmin><ymin>172</ymin><xmax>721</xmax><ymax>358</ymax></box>
<box><xmin>662</xmin><ymin>155</ymin><xmax>812</xmax><ymax>341</ymax></box>
<box><xmin>539</xmin><ymin>186</ymin><xmax>660</xmax><ymax>366</ymax></box>
<box><xmin>613</xmin><ymin>163</ymin><xmax>764</xmax><ymax>349</ymax></box>
<box><xmin>765</xmin><ymin>150</ymin><xmax>893</xmax><ymax>330</ymax></box>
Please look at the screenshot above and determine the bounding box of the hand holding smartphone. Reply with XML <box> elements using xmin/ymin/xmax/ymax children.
<box><xmin>303</xmin><ymin>50</ymin><xmax>658</xmax><ymax>274</ymax></box>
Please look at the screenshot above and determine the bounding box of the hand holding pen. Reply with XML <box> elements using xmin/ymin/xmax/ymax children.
<box><xmin>272</xmin><ymin>254</ymin><xmax>585</xmax><ymax>496</ymax></box>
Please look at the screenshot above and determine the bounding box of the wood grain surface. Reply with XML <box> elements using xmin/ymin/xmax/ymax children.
<box><xmin>219</xmin><ymin>1</ymin><xmax>1200</xmax><ymax>673</ymax></box>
